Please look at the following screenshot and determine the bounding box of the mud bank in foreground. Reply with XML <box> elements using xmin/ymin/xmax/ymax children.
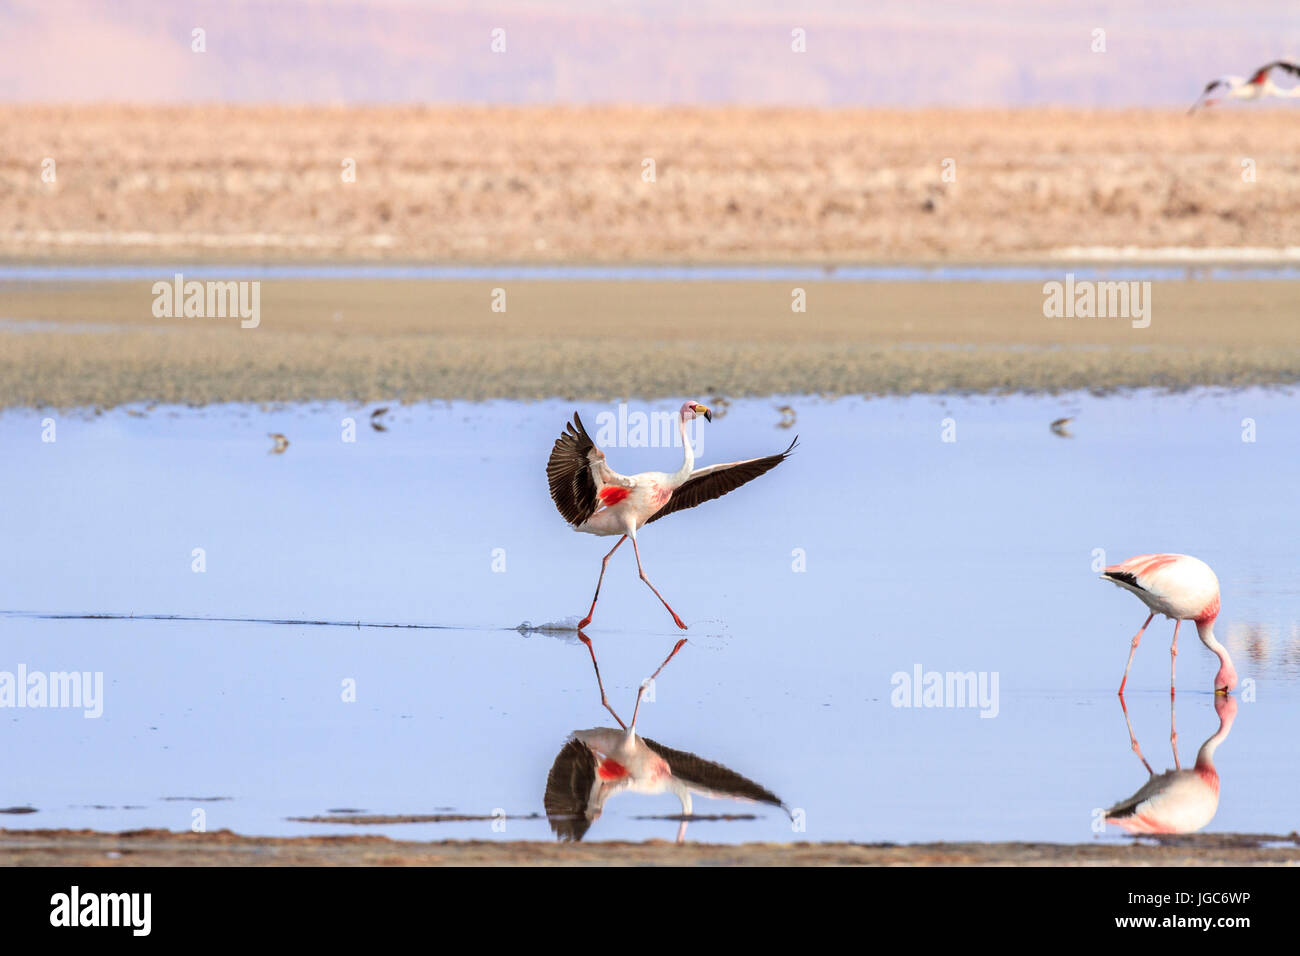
<box><xmin>3</xmin><ymin>829</ymin><xmax>1298</xmax><ymax>866</ymax></box>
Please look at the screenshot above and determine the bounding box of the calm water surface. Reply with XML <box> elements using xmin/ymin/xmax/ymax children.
<box><xmin>1</xmin><ymin>391</ymin><xmax>1297</xmax><ymax>844</ymax></box>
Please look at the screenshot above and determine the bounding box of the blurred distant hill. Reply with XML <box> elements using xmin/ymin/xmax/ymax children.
<box><xmin>3</xmin><ymin>0</ymin><xmax>1298</xmax><ymax>107</ymax></box>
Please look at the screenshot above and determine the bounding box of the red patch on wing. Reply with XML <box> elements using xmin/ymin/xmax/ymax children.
<box><xmin>597</xmin><ymin>759</ymin><xmax>628</xmax><ymax>781</ymax></box>
<box><xmin>598</xmin><ymin>487</ymin><xmax>630</xmax><ymax>507</ymax></box>
<box><xmin>1250</xmin><ymin>70</ymin><xmax>1268</xmax><ymax>85</ymax></box>
<box><xmin>1196</xmin><ymin>593</ymin><xmax>1220</xmax><ymax>624</ymax></box>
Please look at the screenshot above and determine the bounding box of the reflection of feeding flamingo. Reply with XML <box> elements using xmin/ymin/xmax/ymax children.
<box><xmin>1101</xmin><ymin>553</ymin><xmax>1238</xmax><ymax>696</ymax></box>
<box><xmin>1189</xmin><ymin>60</ymin><xmax>1300</xmax><ymax>113</ymax></box>
<box><xmin>1106</xmin><ymin>694</ymin><xmax>1237</xmax><ymax>835</ymax></box>
<box><xmin>543</xmin><ymin>633</ymin><xmax>785</xmax><ymax>842</ymax></box>
<box><xmin>547</xmin><ymin>401</ymin><xmax>796</xmax><ymax>630</ymax></box>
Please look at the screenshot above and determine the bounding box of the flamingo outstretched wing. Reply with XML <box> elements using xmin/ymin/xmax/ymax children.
<box><xmin>543</xmin><ymin>737</ymin><xmax>622</xmax><ymax>841</ymax></box>
<box><xmin>641</xmin><ymin>736</ymin><xmax>786</xmax><ymax>810</ymax></box>
<box><xmin>645</xmin><ymin>436</ymin><xmax>797</xmax><ymax>525</ymax></box>
<box><xmin>1248</xmin><ymin>59</ymin><xmax>1300</xmax><ymax>85</ymax></box>
<box><xmin>547</xmin><ymin>412</ymin><xmax>634</xmax><ymax>526</ymax></box>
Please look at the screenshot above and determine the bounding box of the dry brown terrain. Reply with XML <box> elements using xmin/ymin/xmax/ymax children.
<box><xmin>4</xmin><ymin>105</ymin><xmax>1300</xmax><ymax>262</ymax></box>
<box><xmin>3</xmin><ymin>828</ymin><xmax>1298</xmax><ymax>866</ymax></box>
<box><xmin>4</xmin><ymin>105</ymin><xmax>1300</xmax><ymax>409</ymax></box>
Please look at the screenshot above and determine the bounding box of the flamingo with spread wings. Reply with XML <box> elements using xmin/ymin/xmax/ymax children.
<box><xmin>547</xmin><ymin>401</ymin><xmax>796</xmax><ymax>630</ymax></box>
<box><xmin>543</xmin><ymin>633</ymin><xmax>786</xmax><ymax>842</ymax></box>
<box><xmin>1189</xmin><ymin>59</ymin><xmax>1300</xmax><ymax>112</ymax></box>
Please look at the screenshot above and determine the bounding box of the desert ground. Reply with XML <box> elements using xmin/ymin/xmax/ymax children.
<box><xmin>4</xmin><ymin>105</ymin><xmax>1300</xmax><ymax>409</ymax></box>
<box><xmin>3</xmin><ymin>105</ymin><xmax>1300</xmax><ymax>263</ymax></box>
<box><xmin>3</xmin><ymin>829</ymin><xmax>1299</xmax><ymax>866</ymax></box>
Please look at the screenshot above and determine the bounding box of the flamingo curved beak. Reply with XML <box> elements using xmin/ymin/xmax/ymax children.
<box><xmin>693</xmin><ymin>404</ymin><xmax>712</xmax><ymax>422</ymax></box>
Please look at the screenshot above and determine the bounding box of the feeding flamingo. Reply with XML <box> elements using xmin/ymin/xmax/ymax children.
<box><xmin>547</xmin><ymin>401</ymin><xmax>796</xmax><ymax>630</ymax></box>
<box><xmin>1101</xmin><ymin>553</ymin><xmax>1237</xmax><ymax>696</ymax></box>
<box><xmin>543</xmin><ymin>633</ymin><xmax>785</xmax><ymax>842</ymax></box>
<box><xmin>1189</xmin><ymin>59</ymin><xmax>1300</xmax><ymax>112</ymax></box>
<box><xmin>1106</xmin><ymin>694</ymin><xmax>1236</xmax><ymax>835</ymax></box>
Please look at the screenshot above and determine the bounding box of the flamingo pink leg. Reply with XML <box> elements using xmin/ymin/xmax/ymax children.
<box><xmin>578</xmin><ymin>535</ymin><xmax>626</xmax><ymax>630</ymax></box>
<box><xmin>1169</xmin><ymin>619</ymin><xmax>1181</xmax><ymax>699</ymax></box>
<box><xmin>630</xmin><ymin>638</ymin><xmax>688</xmax><ymax>729</ymax></box>
<box><xmin>1118</xmin><ymin>695</ymin><xmax>1154</xmax><ymax>776</ymax></box>
<box><xmin>1117</xmin><ymin>611</ymin><xmax>1156</xmax><ymax>696</ymax></box>
<box><xmin>577</xmin><ymin>631</ymin><xmax>626</xmax><ymax>729</ymax></box>
<box><xmin>1170</xmin><ymin>691</ymin><xmax>1181</xmax><ymax>769</ymax></box>
<box><xmin>631</xmin><ymin>537</ymin><xmax>687</xmax><ymax>630</ymax></box>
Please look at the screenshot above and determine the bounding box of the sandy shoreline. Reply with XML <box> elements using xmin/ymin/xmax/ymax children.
<box><xmin>3</xmin><ymin>828</ymin><xmax>1298</xmax><ymax>866</ymax></box>
<box><xmin>2</xmin><ymin>276</ymin><xmax>1298</xmax><ymax>409</ymax></box>
<box><xmin>5</xmin><ymin>104</ymin><xmax>1299</xmax><ymax>407</ymax></box>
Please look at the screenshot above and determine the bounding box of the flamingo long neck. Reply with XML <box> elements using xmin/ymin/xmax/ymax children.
<box><xmin>1195</xmin><ymin>727</ymin><xmax>1226</xmax><ymax>774</ymax></box>
<box><xmin>671</xmin><ymin>412</ymin><xmax>695</xmax><ymax>486</ymax></box>
<box><xmin>1196</xmin><ymin>620</ymin><xmax>1230</xmax><ymax>670</ymax></box>
<box><xmin>1194</xmin><ymin>702</ymin><xmax>1236</xmax><ymax>779</ymax></box>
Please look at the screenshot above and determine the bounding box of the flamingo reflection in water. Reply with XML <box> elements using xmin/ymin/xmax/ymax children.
<box><xmin>1105</xmin><ymin>695</ymin><xmax>1237</xmax><ymax>835</ymax></box>
<box><xmin>543</xmin><ymin>632</ymin><xmax>787</xmax><ymax>843</ymax></box>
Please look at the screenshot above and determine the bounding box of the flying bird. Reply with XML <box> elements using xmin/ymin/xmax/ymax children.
<box><xmin>547</xmin><ymin>401</ymin><xmax>796</xmax><ymax>630</ymax></box>
<box><xmin>1106</xmin><ymin>694</ymin><xmax>1236</xmax><ymax>835</ymax></box>
<box><xmin>543</xmin><ymin>634</ymin><xmax>785</xmax><ymax>842</ymax></box>
<box><xmin>267</xmin><ymin>433</ymin><xmax>289</xmax><ymax>454</ymax></box>
<box><xmin>1050</xmin><ymin>416</ymin><xmax>1074</xmax><ymax>438</ymax></box>
<box><xmin>1189</xmin><ymin>59</ymin><xmax>1300</xmax><ymax>112</ymax></box>
<box><xmin>1101</xmin><ymin>554</ymin><xmax>1237</xmax><ymax>696</ymax></box>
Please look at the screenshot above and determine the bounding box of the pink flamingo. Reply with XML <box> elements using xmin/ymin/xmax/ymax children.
<box><xmin>1101</xmin><ymin>553</ymin><xmax>1238</xmax><ymax>696</ymax></box>
<box><xmin>543</xmin><ymin>633</ymin><xmax>785</xmax><ymax>842</ymax></box>
<box><xmin>547</xmin><ymin>401</ymin><xmax>796</xmax><ymax>630</ymax></box>
<box><xmin>1189</xmin><ymin>59</ymin><xmax>1300</xmax><ymax>113</ymax></box>
<box><xmin>1106</xmin><ymin>694</ymin><xmax>1237</xmax><ymax>835</ymax></box>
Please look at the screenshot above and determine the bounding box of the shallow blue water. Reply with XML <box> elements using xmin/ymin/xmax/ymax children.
<box><xmin>0</xmin><ymin>391</ymin><xmax>1297</xmax><ymax>844</ymax></box>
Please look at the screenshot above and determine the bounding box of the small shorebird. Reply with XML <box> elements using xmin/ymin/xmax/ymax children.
<box><xmin>1189</xmin><ymin>59</ymin><xmax>1300</xmax><ymax>112</ymax></box>
<box><xmin>1101</xmin><ymin>554</ymin><xmax>1237</xmax><ymax>696</ymax></box>
<box><xmin>543</xmin><ymin>634</ymin><xmax>785</xmax><ymax>842</ymax></box>
<box><xmin>1049</xmin><ymin>416</ymin><xmax>1074</xmax><ymax>438</ymax></box>
<box><xmin>547</xmin><ymin>401</ymin><xmax>796</xmax><ymax>630</ymax></box>
<box><xmin>1106</xmin><ymin>694</ymin><xmax>1236</xmax><ymax>835</ymax></box>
